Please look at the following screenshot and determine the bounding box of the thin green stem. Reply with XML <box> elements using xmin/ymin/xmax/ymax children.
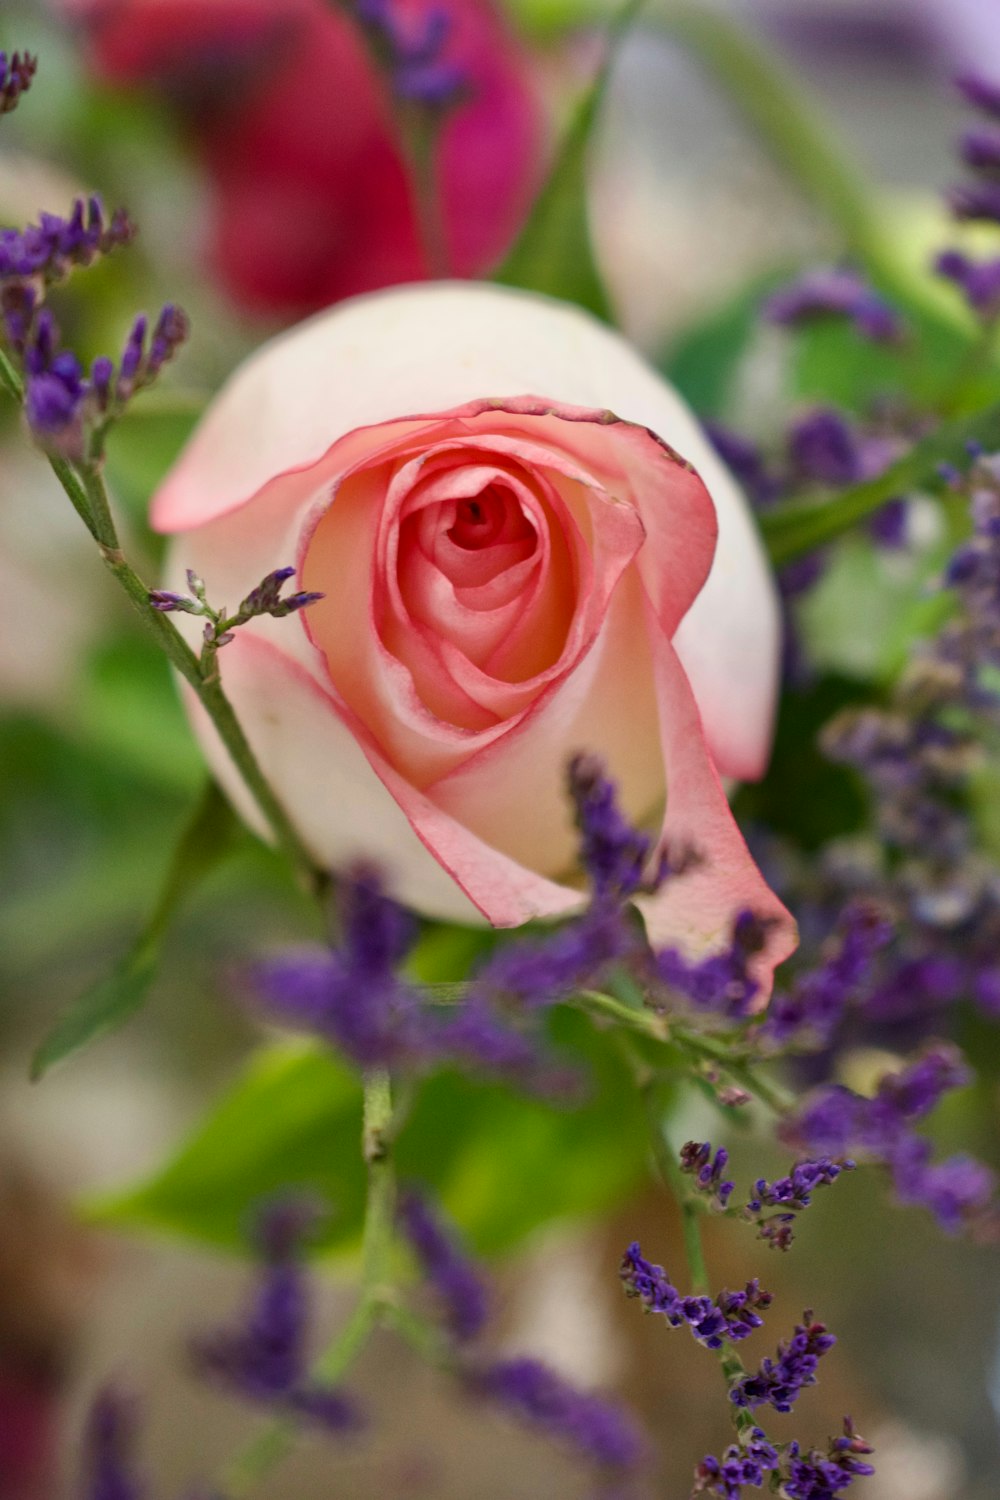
<box><xmin>223</xmin><ymin>1072</ymin><xmax>398</xmax><ymax>1498</ymax></box>
<box><xmin>669</xmin><ymin>1026</ymin><xmax>795</xmax><ymax>1115</ymax></box>
<box><xmin>404</xmin><ymin>118</ymin><xmax>451</xmax><ymax>279</ymax></box>
<box><xmin>0</xmin><ymin>345</ymin><xmax>23</xmax><ymax>402</ymax></box>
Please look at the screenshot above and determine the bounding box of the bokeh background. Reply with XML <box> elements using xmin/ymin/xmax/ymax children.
<box><xmin>1</xmin><ymin>2</ymin><xmax>998</xmax><ymax>1497</ymax></box>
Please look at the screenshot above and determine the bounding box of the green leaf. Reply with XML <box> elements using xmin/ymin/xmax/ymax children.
<box><xmin>30</xmin><ymin>943</ymin><xmax>160</xmax><ymax>1084</ymax></box>
<box><xmin>31</xmin><ymin>781</ymin><xmax>239</xmax><ymax>1079</ymax></box>
<box><xmin>761</xmin><ymin>400</ymin><xmax>1000</xmax><ymax>566</ymax></box>
<box><xmin>494</xmin><ymin>0</ymin><xmax>646</xmax><ymax>320</ymax></box>
<box><xmin>660</xmin><ymin>271</ymin><xmax>785</xmax><ymax>419</ymax></box>
<box><xmin>86</xmin><ymin>1010</ymin><xmax>650</xmax><ymax>1256</ymax></box>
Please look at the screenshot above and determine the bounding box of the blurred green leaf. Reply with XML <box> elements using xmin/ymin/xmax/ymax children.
<box><xmin>495</xmin><ymin>0</ymin><xmax>646</xmax><ymax>320</ymax></box>
<box><xmin>660</xmin><ymin>272</ymin><xmax>784</xmax><ymax>419</ymax></box>
<box><xmin>31</xmin><ymin>782</ymin><xmax>239</xmax><ymax>1079</ymax></box>
<box><xmin>86</xmin><ymin>1009</ymin><xmax>649</xmax><ymax>1256</ymax></box>
<box><xmin>30</xmin><ymin>943</ymin><xmax>160</xmax><ymax>1083</ymax></box>
<box><xmin>75</xmin><ymin>634</ymin><xmax>203</xmax><ymax>795</ymax></box>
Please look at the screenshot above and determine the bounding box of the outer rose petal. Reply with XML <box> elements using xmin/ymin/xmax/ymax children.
<box><xmin>151</xmin><ymin>283</ymin><xmax>779</xmax><ymax>779</ymax></box>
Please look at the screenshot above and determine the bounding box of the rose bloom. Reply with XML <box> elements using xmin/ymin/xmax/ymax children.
<box><xmin>152</xmin><ymin>283</ymin><xmax>796</xmax><ymax>985</ymax></box>
<box><xmin>71</xmin><ymin>0</ymin><xmax>541</xmax><ymax>316</ymax></box>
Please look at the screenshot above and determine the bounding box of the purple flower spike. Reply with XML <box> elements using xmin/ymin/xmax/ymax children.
<box><xmin>729</xmin><ymin>1312</ymin><xmax>836</xmax><ymax>1414</ymax></box>
<box><xmin>0</xmin><ymin>50</ymin><xmax>37</xmax><ymax>115</ymax></box>
<box><xmin>192</xmin><ymin>1195</ymin><xmax>362</xmax><ymax>1433</ymax></box>
<box><xmin>655</xmin><ymin>909</ymin><xmax>770</xmax><ymax>1019</ymax></box>
<box><xmin>620</xmin><ymin>1243</ymin><xmax>771</xmax><ymax>1349</ymax></box>
<box><xmin>567</xmin><ymin>753</ymin><xmax>663</xmax><ymax>902</ymax></box>
<box><xmin>948</xmin><ymin>179</ymin><xmax>1000</xmax><ymax>223</ymax></box>
<box><xmin>472</xmin><ymin>1356</ymin><xmax>645</xmax><ymax>1471</ymax></box>
<box><xmin>354</xmin><ymin>0</ymin><xmax>468</xmax><ymax>110</ymax></box>
<box><xmin>764</xmin><ymin>267</ymin><xmax>902</xmax><ymax>343</ymax></box>
<box><xmin>250</xmin><ymin>866</ymin><xmax>423</xmax><ymax>1069</ymax></box>
<box><xmin>0</xmin><ymin>196</ymin><xmax>135</xmax><ymax>286</ymax></box>
<box><xmin>679</xmin><ymin>1141</ymin><xmax>736</xmax><ymax>1211</ymax></box>
<box><xmin>694</xmin><ymin>1430</ymin><xmax>780</xmax><ymax>1499</ymax></box>
<box><xmin>789</xmin><ymin>409</ymin><xmax>864</xmax><ymax>487</ymax></box>
<box><xmin>397</xmin><ymin>1189</ymin><xmax>489</xmax><ymax>1343</ymax></box>
<box><xmin>83</xmin><ymin>1389</ymin><xmax>143</xmax><ymax>1500</ymax></box>
<box><xmin>956</xmin><ymin>72</ymin><xmax>1000</xmax><ymax>118</ymax></box>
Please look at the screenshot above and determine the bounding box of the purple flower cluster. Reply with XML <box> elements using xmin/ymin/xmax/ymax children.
<box><xmin>250</xmin><ymin>865</ymin><xmax>423</xmax><ymax>1068</ymax></box>
<box><xmin>397</xmin><ymin>1188</ymin><xmax>489</xmax><ymax>1343</ymax></box>
<box><xmin>761</xmin><ymin>903</ymin><xmax>893</xmax><ymax>1051</ymax></box>
<box><xmin>693</xmin><ymin>1430</ymin><xmax>780</xmax><ymax>1499</ymax></box>
<box><xmin>568</xmin><ymin>753</ymin><xmax>664</xmax><ymax>902</ymax></box>
<box><xmin>250</xmin><ymin>865</ymin><xmax>569</xmax><ymax>1090</ymax></box>
<box><xmin>783</xmin><ymin>1420</ymin><xmax>876</xmax><ymax>1499</ymax></box>
<box><xmin>150</xmin><ymin>566</ymin><xmax>323</xmax><ymax>654</ymax></box>
<box><xmin>729</xmin><ymin>1312</ymin><xmax>835</xmax><ymax>1414</ymax></box>
<box><xmin>939</xmin><ymin>73</ymin><xmax>1000</xmax><ymax>313</ymax></box>
<box><xmin>620</xmin><ymin>1243</ymin><xmax>771</xmax><ymax>1349</ymax></box>
<box><xmin>191</xmin><ymin>1196</ymin><xmax>360</xmax><ymax>1431</ymax></box>
<box><xmin>747</xmin><ymin>1158</ymin><xmax>854</xmax><ymax>1252</ymax></box>
<box><xmin>0</xmin><ymin>50</ymin><xmax>36</xmax><ymax>114</ymax></box>
<box><xmin>784</xmin><ymin>1045</ymin><xmax>996</xmax><ymax>1234</ymax></box>
<box><xmin>763</xmin><ymin>267</ymin><xmax>902</xmax><ymax>343</ymax></box>
<box><xmin>15</xmin><ymin>302</ymin><xmax>188</xmax><ymax>456</ymax></box>
<box><xmin>472</xmin><ymin>1356</ymin><xmax>645</xmax><ymax>1472</ymax></box>
<box><xmin>679</xmin><ymin>1140</ymin><xmax>735</xmax><ymax>1211</ymax></box>
<box><xmin>654</xmin><ymin>909</ymin><xmax>770</xmax><ymax>1019</ymax></box>
<box><xmin>695</xmin><ymin>1420</ymin><xmax>874</xmax><ymax>1500</ymax></box>
<box><xmin>354</xmin><ymin>0</ymin><xmax>467</xmax><ymax>108</ymax></box>
<box><xmin>0</xmin><ymin>197</ymin><xmax>134</xmax><ymax>287</ymax></box>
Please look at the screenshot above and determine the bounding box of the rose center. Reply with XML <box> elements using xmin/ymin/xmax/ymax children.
<box><xmin>447</xmin><ymin>488</ymin><xmax>512</xmax><ymax>550</ymax></box>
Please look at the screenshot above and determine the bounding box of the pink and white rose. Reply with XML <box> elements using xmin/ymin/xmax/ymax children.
<box><xmin>152</xmin><ymin>283</ymin><xmax>796</xmax><ymax>987</ymax></box>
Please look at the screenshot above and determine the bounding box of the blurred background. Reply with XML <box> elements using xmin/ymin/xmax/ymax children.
<box><xmin>1</xmin><ymin>1</ymin><xmax>998</xmax><ymax>1496</ymax></box>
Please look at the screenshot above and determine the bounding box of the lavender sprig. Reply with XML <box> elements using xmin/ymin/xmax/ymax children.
<box><xmin>763</xmin><ymin>267</ymin><xmax>902</xmax><ymax>344</ymax></box>
<box><xmin>471</xmin><ymin>1356</ymin><xmax>646</xmax><ymax>1473</ymax></box>
<box><xmin>0</xmin><ymin>197</ymin><xmax>135</xmax><ymax>287</ymax></box>
<box><xmin>679</xmin><ymin>1141</ymin><xmax>736</xmax><ymax>1211</ymax></box>
<box><xmin>0</xmin><ymin>50</ymin><xmax>37</xmax><ymax>115</ymax></box>
<box><xmin>191</xmin><ymin>1196</ymin><xmax>361</xmax><ymax>1432</ymax></box>
<box><xmin>397</xmin><ymin>1189</ymin><xmax>489</xmax><ymax>1343</ymax></box>
<box><xmin>149</xmin><ymin>565</ymin><xmax>323</xmax><ymax>668</ymax></box>
<box><xmin>728</xmin><ymin>1312</ymin><xmax>835</xmax><ymax>1414</ymax></box>
<box><xmin>353</xmin><ymin>0</ymin><xmax>468</xmax><ymax>109</ymax></box>
<box><xmin>620</xmin><ymin>1243</ymin><xmax>771</xmax><ymax>1349</ymax></box>
<box><xmin>14</xmin><ymin>303</ymin><xmax>189</xmax><ymax>459</ymax></box>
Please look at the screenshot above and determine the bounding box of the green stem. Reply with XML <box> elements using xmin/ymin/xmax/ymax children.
<box><xmin>669</xmin><ymin>1026</ymin><xmax>795</xmax><ymax>1115</ymax></box>
<box><xmin>223</xmin><ymin>1072</ymin><xmax>397</xmax><ymax>1498</ymax></box>
<box><xmin>404</xmin><ymin>118</ymin><xmax>451</xmax><ymax>279</ymax></box>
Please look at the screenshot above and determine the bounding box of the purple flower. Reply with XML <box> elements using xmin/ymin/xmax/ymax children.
<box><xmin>397</xmin><ymin>1189</ymin><xmax>489</xmax><ymax>1343</ymax></box>
<box><xmin>789</xmin><ymin>409</ymin><xmax>864</xmax><ymax>487</ymax></box>
<box><xmin>18</xmin><ymin>303</ymin><xmax>188</xmax><ymax>454</ymax></box>
<box><xmin>354</xmin><ymin>0</ymin><xmax>467</xmax><ymax>109</ymax></box>
<box><xmin>82</xmin><ymin>1390</ymin><xmax>143</xmax><ymax>1500</ymax></box>
<box><xmin>764</xmin><ymin>267</ymin><xmax>902</xmax><ymax>343</ymax></box>
<box><xmin>0</xmin><ymin>50</ymin><xmax>37</xmax><ymax>115</ymax></box>
<box><xmin>654</xmin><ymin>910</ymin><xmax>770</xmax><ymax>1019</ymax></box>
<box><xmin>679</xmin><ymin>1141</ymin><xmax>736</xmax><ymax>1211</ymax></box>
<box><xmin>960</xmin><ymin>126</ymin><xmax>1000</xmax><ymax>170</ymax></box>
<box><xmin>948</xmin><ymin>179</ymin><xmax>1000</xmax><ymax>222</ymax></box>
<box><xmin>568</xmin><ymin>753</ymin><xmax>665</xmax><ymax>902</ymax></box>
<box><xmin>250</xmin><ymin>866</ymin><xmax>425</xmax><ymax>1068</ymax></box>
<box><xmin>191</xmin><ymin>1196</ymin><xmax>361</xmax><ymax>1432</ymax></box>
<box><xmin>762</xmin><ymin>903</ymin><xmax>893</xmax><ymax>1050</ymax></box>
<box><xmin>729</xmin><ymin>1312</ymin><xmax>836</xmax><ymax>1414</ymax></box>
<box><xmin>956</xmin><ymin>71</ymin><xmax>1000</xmax><ymax>119</ymax></box>
<box><xmin>693</xmin><ymin>1431</ymin><xmax>780</xmax><ymax>1499</ymax></box>
<box><xmin>620</xmin><ymin>1243</ymin><xmax>771</xmax><ymax>1348</ymax></box>
<box><xmin>746</xmin><ymin>1158</ymin><xmax>854</xmax><ymax>1251</ymax></box>
<box><xmin>705</xmin><ymin>423</ymin><xmax>786</xmax><ymax>509</ymax></box>
<box><xmin>782</xmin><ymin>1419</ymin><xmax>875</xmax><ymax>1499</ymax></box>
<box><xmin>0</xmin><ymin>197</ymin><xmax>134</xmax><ymax>287</ymax></box>
<box><xmin>472</xmin><ymin>1356</ymin><xmax>645</xmax><ymax>1471</ymax></box>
